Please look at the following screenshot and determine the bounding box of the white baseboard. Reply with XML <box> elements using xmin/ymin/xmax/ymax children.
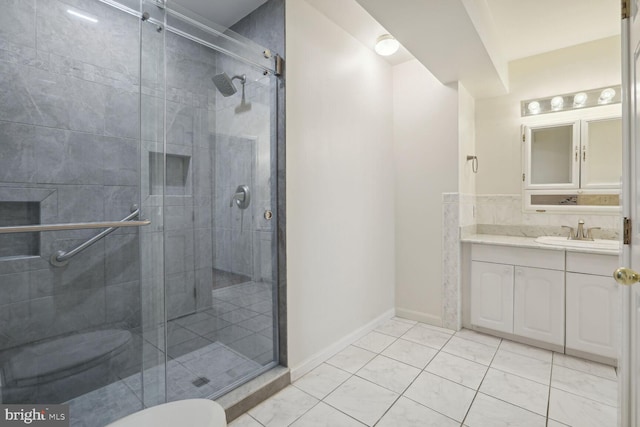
<box><xmin>395</xmin><ymin>307</ymin><xmax>442</xmax><ymax>328</ymax></box>
<box><xmin>290</xmin><ymin>308</ymin><xmax>395</xmax><ymax>381</ymax></box>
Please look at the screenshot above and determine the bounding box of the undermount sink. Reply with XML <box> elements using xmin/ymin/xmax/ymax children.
<box><xmin>534</xmin><ymin>235</ymin><xmax>620</xmax><ymax>251</ymax></box>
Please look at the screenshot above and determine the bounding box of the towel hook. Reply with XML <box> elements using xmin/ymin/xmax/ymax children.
<box><xmin>466</xmin><ymin>155</ymin><xmax>478</xmax><ymax>173</ymax></box>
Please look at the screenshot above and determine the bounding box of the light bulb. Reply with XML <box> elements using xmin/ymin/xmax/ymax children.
<box><xmin>550</xmin><ymin>96</ymin><xmax>564</xmax><ymax>111</ymax></box>
<box><xmin>527</xmin><ymin>101</ymin><xmax>541</xmax><ymax>114</ymax></box>
<box><xmin>573</xmin><ymin>92</ymin><xmax>587</xmax><ymax>107</ymax></box>
<box><xmin>375</xmin><ymin>34</ymin><xmax>400</xmax><ymax>56</ymax></box>
<box><xmin>598</xmin><ymin>88</ymin><xmax>616</xmax><ymax>104</ymax></box>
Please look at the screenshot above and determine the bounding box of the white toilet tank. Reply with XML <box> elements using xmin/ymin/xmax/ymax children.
<box><xmin>105</xmin><ymin>399</ymin><xmax>227</xmax><ymax>427</ymax></box>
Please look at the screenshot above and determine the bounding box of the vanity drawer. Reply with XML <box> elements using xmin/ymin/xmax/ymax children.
<box><xmin>566</xmin><ymin>252</ymin><xmax>619</xmax><ymax>277</ymax></box>
<box><xmin>471</xmin><ymin>244</ymin><xmax>564</xmax><ymax>270</ymax></box>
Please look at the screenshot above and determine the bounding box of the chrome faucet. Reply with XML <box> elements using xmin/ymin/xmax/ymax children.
<box><xmin>576</xmin><ymin>220</ymin><xmax>585</xmax><ymax>240</ymax></box>
<box><xmin>561</xmin><ymin>219</ymin><xmax>600</xmax><ymax>241</ymax></box>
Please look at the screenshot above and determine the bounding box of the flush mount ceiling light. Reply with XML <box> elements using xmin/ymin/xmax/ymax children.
<box><xmin>573</xmin><ymin>92</ymin><xmax>588</xmax><ymax>107</ymax></box>
<box><xmin>521</xmin><ymin>85</ymin><xmax>621</xmax><ymax>117</ymax></box>
<box><xmin>375</xmin><ymin>34</ymin><xmax>400</xmax><ymax>56</ymax></box>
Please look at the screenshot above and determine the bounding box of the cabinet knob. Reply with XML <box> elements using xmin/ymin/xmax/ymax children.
<box><xmin>613</xmin><ymin>267</ymin><xmax>640</xmax><ymax>286</ymax></box>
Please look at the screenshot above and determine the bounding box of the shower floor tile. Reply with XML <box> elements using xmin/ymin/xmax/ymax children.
<box><xmin>63</xmin><ymin>280</ymin><xmax>275</xmax><ymax>427</ymax></box>
<box><xmin>67</xmin><ymin>341</ymin><xmax>261</xmax><ymax>426</ymax></box>
<box><xmin>67</xmin><ymin>377</ymin><xmax>142</xmax><ymax>427</ymax></box>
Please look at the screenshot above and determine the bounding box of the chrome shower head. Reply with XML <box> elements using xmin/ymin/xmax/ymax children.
<box><xmin>212</xmin><ymin>73</ymin><xmax>246</xmax><ymax>97</ymax></box>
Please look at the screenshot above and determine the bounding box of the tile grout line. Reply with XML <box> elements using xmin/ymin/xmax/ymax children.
<box><xmin>250</xmin><ymin>321</ymin><xmax>616</xmax><ymax>426</ymax></box>
<box><xmin>488</xmin><ymin>340</ymin><xmax>555</xmax><ymax>386</ymax></box>
<box><xmin>460</xmin><ymin>335</ymin><xmax>502</xmax><ymax>426</ymax></box>
<box><xmin>552</xmin><ymin>360</ymin><xmax>619</xmax><ymax>382</ymax></box>
<box><xmin>546</xmin><ymin>353</ymin><xmax>554</xmax><ymax>426</ymax></box>
<box><xmin>371</xmin><ymin>325</ymin><xmax>457</xmax><ymax>426</ymax></box>
<box><xmin>292</xmin><ymin>350</ymin><xmax>368</xmax><ymax>425</ymax></box>
<box><xmin>377</xmin><ymin>326</ymin><xmax>466</xmax><ymax>425</ymax></box>
<box><xmin>547</xmin><ymin>385</ymin><xmax>618</xmax><ymax>409</ymax></box>
<box><xmin>370</xmin><ymin>324</ymin><xmax>444</xmax><ymax>425</ymax></box>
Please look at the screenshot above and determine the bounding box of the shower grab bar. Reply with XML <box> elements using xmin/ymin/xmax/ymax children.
<box><xmin>0</xmin><ymin>217</ymin><xmax>150</xmax><ymax>234</ymax></box>
<box><xmin>47</xmin><ymin>207</ymin><xmax>149</xmax><ymax>267</ymax></box>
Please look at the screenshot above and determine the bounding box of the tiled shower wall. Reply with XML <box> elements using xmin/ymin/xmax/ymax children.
<box><xmin>228</xmin><ymin>0</ymin><xmax>286</xmax><ymax>363</ymax></box>
<box><xmin>155</xmin><ymin>30</ymin><xmax>219</xmax><ymax>319</ymax></box>
<box><xmin>0</xmin><ymin>0</ymin><xmax>143</xmax><ymax>351</ymax></box>
<box><xmin>210</xmin><ymin>0</ymin><xmax>284</xmax><ymax>284</ymax></box>
<box><xmin>0</xmin><ymin>0</ymin><xmax>285</xmax><ymax>354</ymax></box>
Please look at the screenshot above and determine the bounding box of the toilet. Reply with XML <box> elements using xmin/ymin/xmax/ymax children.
<box><xmin>105</xmin><ymin>399</ymin><xmax>227</xmax><ymax>427</ymax></box>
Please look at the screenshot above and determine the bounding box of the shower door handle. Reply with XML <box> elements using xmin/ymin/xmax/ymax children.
<box><xmin>0</xmin><ymin>219</ymin><xmax>151</xmax><ymax>234</ymax></box>
<box><xmin>230</xmin><ymin>185</ymin><xmax>250</xmax><ymax>209</ymax></box>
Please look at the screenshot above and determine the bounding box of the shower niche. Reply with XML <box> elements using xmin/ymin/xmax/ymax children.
<box><xmin>0</xmin><ymin>201</ymin><xmax>40</xmax><ymax>259</ymax></box>
<box><xmin>149</xmin><ymin>152</ymin><xmax>192</xmax><ymax>196</ymax></box>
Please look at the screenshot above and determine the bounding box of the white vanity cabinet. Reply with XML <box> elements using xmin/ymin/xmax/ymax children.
<box><xmin>513</xmin><ymin>266</ymin><xmax>565</xmax><ymax>346</ymax></box>
<box><xmin>468</xmin><ymin>242</ymin><xmax>619</xmax><ymax>362</ymax></box>
<box><xmin>470</xmin><ymin>261</ymin><xmax>514</xmax><ymax>333</ymax></box>
<box><xmin>565</xmin><ymin>252</ymin><xmax>619</xmax><ymax>359</ymax></box>
<box><xmin>470</xmin><ymin>245</ymin><xmax>565</xmax><ymax>341</ymax></box>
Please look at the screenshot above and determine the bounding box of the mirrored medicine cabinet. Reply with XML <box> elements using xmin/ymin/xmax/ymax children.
<box><xmin>521</xmin><ymin>102</ymin><xmax>622</xmax><ymax>213</ymax></box>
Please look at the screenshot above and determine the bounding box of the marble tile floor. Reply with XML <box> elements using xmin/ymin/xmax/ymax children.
<box><xmin>232</xmin><ymin>317</ymin><xmax>618</xmax><ymax>427</ymax></box>
<box><xmin>65</xmin><ymin>281</ymin><xmax>276</xmax><ymax>427</ymax></box>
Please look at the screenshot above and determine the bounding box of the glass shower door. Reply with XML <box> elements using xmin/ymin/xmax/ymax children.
<box><xmin>0</xmin><ymin>0</ymin><xmax>280</xmax><ymax>423</ymax></box>
<box><xmin>0</xmin><ymin>0</ymin><xmax>166</xmax><ymax>425</ymax></box>
<box><xmin>156</xmin><ymin>6</ymin><xmax>280</xmax><ymax>401</ymax></box>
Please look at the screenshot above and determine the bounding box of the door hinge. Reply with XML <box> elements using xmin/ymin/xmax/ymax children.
<box><xmin>624</xmin><ymin>217</ymin><xmax>632</xmax><ymax>244</ymax></box>
<box><xmin>522</xmin><ymin>133</ymin><xmax>525</xmax><ymax>143</ymax></box>
<box><xmin>522</xmin><ymin>173</ymin><xmax>525</xmax><ymax>182</ymax></box>
<box><xmin>622</xmin><ymin>0</ymin><xmax>630</xmax><ymax>19</ymax></box>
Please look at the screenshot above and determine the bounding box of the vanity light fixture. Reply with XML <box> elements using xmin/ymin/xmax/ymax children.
<box><xmin>521</xmin><ymin>85</ymin><xmax>621</xmax><ymax>117</ymax></box>
<box><xmin>375</xmin><ymin>34</ymin><xmax>400</xmax><ymax>56</ymax></box>
<box><xmin>598</xmin><ymin>88</ymin><xmax>616</xmax><ymax>104</ymax></box>
<box><xmin>573</xmin><ymin>92</ymin><xmax>588</xmax><ymax>107</ymax></box>
<box><xmin>67</xmin><ymin>9</ymin><xmax>98</xmax><ymax>23</ymax></box>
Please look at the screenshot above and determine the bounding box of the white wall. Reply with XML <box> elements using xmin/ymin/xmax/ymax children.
<box><xmin>476</xmin><ymin>36</ymin><xmax>621</xmax><ymax>195</ymax></box>
<box><xmin>458</xmin><ymin>82</ymin><xmax>476</xmax><ymax>196</ymax></box>
<box><xmin>393</xmin><ymin>60</ymin><xmax>459</xmax><ymax>325</ymax></box>
<box><xmin>286</xmin><ymin>0</ymin><xmax>395</xmax><ymax>374</ymax></box>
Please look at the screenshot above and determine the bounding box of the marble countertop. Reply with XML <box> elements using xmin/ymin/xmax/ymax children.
<box><xmin>461</xmin><ymin>234</ymin><xmax>620</xmax><ymax>256</ymax></box>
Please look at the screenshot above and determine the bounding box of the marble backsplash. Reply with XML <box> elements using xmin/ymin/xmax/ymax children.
<box><xmin>467</xmin><ymin>194</ymin><xmax>620</xmax><ymax>240</ymax></box>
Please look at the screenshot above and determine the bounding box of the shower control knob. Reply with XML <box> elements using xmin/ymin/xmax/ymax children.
<box><xmin>264</xmin><ymin>210</ymin><xmax>273</xmax><ymax>220</ymax></box>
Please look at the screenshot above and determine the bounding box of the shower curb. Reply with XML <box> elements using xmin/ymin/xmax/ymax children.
<box><xmin>216</xmin><ymin>365</ymin><xmax>290</xmax><ymax>422</ymax></box>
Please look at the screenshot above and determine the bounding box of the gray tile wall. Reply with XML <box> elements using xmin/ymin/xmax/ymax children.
<box><xmin>0</xmin><ymin>202</ymin><xmax>40</xmax><ymax>258</ymax></box>
<box><xmin>0</xmin><ymin>0</ymin><xmax>143</xmax><ymax>354</ymax></box>
<box><xmin>159</xmin><ymin>31</ymin><xmax>219</xmax><ymax>320</ymax></box>
<box><xmin>212</xmin><ymin>0</ymin><xmax>285</xmax><ymax>286</ymax></box>
<box><xmin>0</xmin><ymin>0</ymin><xmax>285</xmax><ymax>407</ymax></box>
<box><xmin>228</xmin><ymin>0</ymin><xmax>286</xmax><ymax>365</ymax></box>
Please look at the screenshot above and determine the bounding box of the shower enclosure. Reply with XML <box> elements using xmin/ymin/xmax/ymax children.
<box><xmin>0</xmin><ymin>0</ymin><xmax>283</xmax><ymax>425</ymax></box>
